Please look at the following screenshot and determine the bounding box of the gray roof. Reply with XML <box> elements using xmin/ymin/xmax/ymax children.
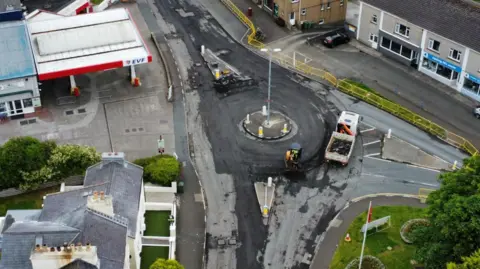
<box><xmin>0</xmin><ymin>20</ymin><xmax>36</xmax><ymax>81</ymax></box>
<box><xmin>362</xmin><ymin>0</ymin><xmax>480</xmax><ymax>53</ymax></box>
<box><xmin>84</xmin><ymin>160</ymin><xmax>144</xmax><ymax>238</ymax></box>
<box><xmin>0</xmin><ymin>0</ymin><xmax>22</xmax><ymax>12</ymax></box>
<box><xmin>60</xmin><ymin>259</ymin><xmax>99</xmax><ymax>269</ymax></box>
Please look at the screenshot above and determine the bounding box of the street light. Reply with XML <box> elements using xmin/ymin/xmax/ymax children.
<box><xmin>260</xmin><ymin>47</ymin><xmax>282</xmax><ymax>125</ymax></box>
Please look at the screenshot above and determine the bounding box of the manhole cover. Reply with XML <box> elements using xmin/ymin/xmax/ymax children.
<box><xmin>65</xmin><ymin>110</ymin><xmax>74</xmax><ymax>115</ymax></box>
<box><xmin>138</xmin><ymin>127</ymin><xmax>144</xmax><ymax>132</ymax></box>
<box><xmin>131</xmin><ymin>128</ymin><xmax>137</xmax><ymax>132</ymax></box>
<box><xmin>28</xmin><ymin>119</ymin><xmax>36</xmax><ymax>124</ymax></box>
<box><xmin>19</xmin><ymin>120</ymin><xmax>28</xmax><ymax>126</ymax></box>
<box><xmin>125</xmin><ymin>129</ymin><xmax>130</xmax><ymax>133</ymax></box>
<box><xmin>228</xmin><ymin>239</ymin><xmax>236</xmax><ymax>245</ymax></box>
<box><xmin>159</xmin><ymin>120</ymin><xmax>168</xmax><ymax>124</ymax></box>
<box><xmin>78</xmin><ymin>108</ymin><xmax>86</xmax><ymax>114</ymax></box>
<box><xmin>218</xmin><ymin>239</ymin><xmax>225</xmax><ymax>246</ymax></box>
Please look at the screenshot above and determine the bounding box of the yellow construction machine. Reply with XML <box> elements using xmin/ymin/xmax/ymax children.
<box><xmin>285</xmin><ymin>143</ymin><xmax>302</xmax><ymax>171</ymax></box>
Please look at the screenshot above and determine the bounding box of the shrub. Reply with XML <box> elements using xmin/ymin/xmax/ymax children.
<box><xmin>150</xmin><ymin>258</ymin><xmax>184</xmax><ymax>269</ymax></box>
<box><xmin>135</xmin><ymin>155</ymin><xmax>181</xmax><ymax>186</ymax></box>
<box><xmin>400</xmin><ymin>219</ymin><xmax>430</xmax><ymax>244</ymax></box>
<box><xmin>345</xmin><ymin>255</ymin><xmax>385</xmax><ymax>269</ymax></box>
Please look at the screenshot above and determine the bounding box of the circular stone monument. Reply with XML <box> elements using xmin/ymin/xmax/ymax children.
<box><xmin>243</xmin><ymin>110</ymin><xmax>293</xmax><ymax>140</ymax></box>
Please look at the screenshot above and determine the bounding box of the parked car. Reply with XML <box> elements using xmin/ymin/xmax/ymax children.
<box><xmin>474</xmin><ymin>105</ymin><xmax>480</xmax><ymax>119</ymax></box>
<box><xmin>323</xmin><ymin>32</ymin><xmax>350</xmax><ymax>48</ymax></box>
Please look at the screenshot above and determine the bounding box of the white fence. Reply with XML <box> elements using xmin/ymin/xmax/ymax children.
<box><xmin>144</xmin><ymin>182</ymin><xmax>177</xmax><ymax>193</ymax></box>
<box><xmin>92</xmin><ymin>0</ymin><xmax>112</xmax><ymax>12</ymax></box>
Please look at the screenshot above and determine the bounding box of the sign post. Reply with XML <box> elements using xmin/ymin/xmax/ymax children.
<box><xmin>359</xmin><ymin>201</ymin><xmax>372</xmax><ymax>269</ymax></box>
<box><xmin>157</xmin><ymin>136</ymin><xmax>165</xmax><ymax>154</ymax></box>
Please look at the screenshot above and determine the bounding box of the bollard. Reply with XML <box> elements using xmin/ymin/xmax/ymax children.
<box><xmin>453</xmin><ymin>160</ymin><xmax>458</xmax><ymax>170</ymax></box>
<box><xmin>201</xmin><ymin>45</ymin><xmax>205</xmax><ymax>55</ymax></box>
<box><xmin>258</xmin><ymin>126</ymin><xmax>264</xmax><ymax>138</ymax></box>
<box><xmin>267</xmin><ymin>177</ymin><xmax>272</xmax><ymax>187</ymax></box>
<box><xmin>387</xmin><ymin>129</ymin><xmax>392</xmax><ymax>139</ymax></box>
<box><xmin>245</xmin><ymin>114</ymin><xmax>251</xmax><ymax>124</ymax></box>
<box><xmin>281</xmin><ymin>123</ymin><xmax>288</xmax><ymax>134</ymax></box>
<box><xmin>262</xmin><ymin>105</ymin><xmax>267</xmax><ymax>116</ymax></box>
<box><xmin>263</xmin><ymin>206</ymin><xmax>268</xmax><ymax>217</ymax></box>
<box><xmin>215</xmin><ymin>69</ymin><xmax>220</xmax><ymax>79</ymax></box>
<box><xmin>247</xmin><ymin>7</ymin><xmax>253</xmax><ymax>17</ymax></box>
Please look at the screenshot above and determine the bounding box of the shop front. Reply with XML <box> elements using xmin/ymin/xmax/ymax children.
<box><xmin>461</xmin><ymin>73</ymin><xmax>480</xmax><ymax>102</ymax></box>
<box><xmin>0</xmin><ymin>90</ymin><xmax>41</xmax><ymax>119</ymax></box>
<box><xmin>420</xmin><ymin>52</ymin><xmax>462</xmax><ymax>88</ymax></box>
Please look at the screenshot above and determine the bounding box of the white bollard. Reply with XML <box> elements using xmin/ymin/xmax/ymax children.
<box><xmin>258</xmin><ymin>126</ymin><xmax>264</xmax><ymax>138</ymax></box>
<box><xmin>262</xmin><ymin>105</ymin><xmax>267</xmax><ymax>116</ymax></box>
<box><xmin>201</xmin><ymin>45</ymin><xmax>205</xmax><ymax>55</ymax></box>
<box><xmin>453</xmin><ymin>160</ymin><xmax>458</xmax><ymax>170</ymax></box>
<box><xmin>267</xmin><ymin>177</ymin><xmax>272</xmax><ymax>187</ymax></box>
<box><xmin>281</xmin><ymin>123</ymin><xmax>288</xmax><ymax>134</ymax></box>
<box><xmin>245</xmin><ymin>114</ymin><xmax>251</xmax><ymax>124</ymax></box>
<box><xmin>387</xmin><ymin>129</ymin><xmax>392</xmax><ymax>139</ymax></box>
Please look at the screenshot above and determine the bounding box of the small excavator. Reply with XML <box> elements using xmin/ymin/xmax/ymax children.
<box><xmin>285</xmin><ymin>143</ymin><xmax>303</xmax><ymax>171</ymax></box>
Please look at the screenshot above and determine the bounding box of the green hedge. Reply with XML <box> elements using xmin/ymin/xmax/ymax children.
<box><xmin>134</xmin><ymin>154</ymin><xmax>181</xmax><ymax>186</ymax></box>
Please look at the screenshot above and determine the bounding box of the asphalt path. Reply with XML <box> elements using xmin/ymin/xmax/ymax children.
<box><xmin>143</xmin><ymin>1</ymin><xmax>459</xmax><ymax>269</ymax></box>
<box><xmin>309</xmin><ymin>196</ymin><xmax>427</xmax><ymax>269</ymax></box>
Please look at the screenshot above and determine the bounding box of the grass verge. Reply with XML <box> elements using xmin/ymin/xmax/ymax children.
<box><xmin>140</xmin><ymin>246</ymin><xmax>169</xmax><ymax>269</ymax></box>
<box><xmin>144</xmin><ymin>211</ymin><xmax>170</xmax><ymax>236</ymax></box>
<box><xmin>0</xmin><ymin>185</ymin><xmax>60</xmax><ymax>216</ymax></box>
<box><xmin>330</xmin><ymin>206</ymin><xmax>426</xmax><ymax>269</ymax></box>
<box><xmin>344</xmin><ymin>79</ymin><xmax>387</xmax><ymax>98</ymax></box>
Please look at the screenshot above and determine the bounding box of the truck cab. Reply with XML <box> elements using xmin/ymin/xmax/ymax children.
<box><xmin>336</xmin><ymin>111</ymin><xmax>360</xmax><ymax>135</ymax></box>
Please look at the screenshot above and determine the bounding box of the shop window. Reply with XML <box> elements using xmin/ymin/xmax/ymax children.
<box><xmin>381</xmin><ymin>37</ymin><xmax>391</xmax><ymax>49</ymax></box>
<box><xmin>401</xmin><ymin>46</ymin><xmax>412</xmax><ymax>59</ymax></box>
<box><xmin>395</xmin><ymin>23</ymin><xmax>410</xmax><ymax>37</ymax></box>
<box><xmin>436</xmin><ymin>65</ymin><xmax>453</xmax><ymax>79</ymax></box>
<box><xmin>422</xmin><ymin>58</ymin><xmax>438</xmax><ymax>72</ymax></box>
<box><xmin>0</xmin><ymin>103</ymin><xmax>6</xmax><ymax>113</ymax></box>
<box><xmin>428</xmin><ymin>39</ymin><xmax>440</xmax><ymax>52</ymax></box>
<box><xmin>371</xmin><ymin>15</ymin><xmax>377</xmax><ymax>24</ymax></box>
<box><xmin>463</xmin><ymin>78</ymin><xmax>480</xmax><ymax>94</ymax></box>
<box><xmin>23</xmin><ymin>98</ymin><xmax>33</xmax><ymax>108</ymax></box>
<box><xmin>369</xmin><ymin>33</ymin><xmax>378</xmax><ymax>43</ymax></box>
<box><xmin>448</xmin><ymin>49</ymin><xmax>461</xmax><ymax>62</ymax></box>
<box><xmin>391</xmin><ymin>41</ymin><xmax>401</xmax><ymax>54</ymax></box>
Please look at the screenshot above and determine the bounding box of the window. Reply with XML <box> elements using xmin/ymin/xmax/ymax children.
<box><xmin>448</xmin><ymin>49</ymin><xmax>461</xmax><ymax>62</ymax></box>
<box><xmin>371</xmin><ymin>15</ymin><xmax>378</xmax><ymax>24</ymax></box>
<box><xmin>381</xmin><ymin>37</ymin><xmax>391</xmax><ymax>49</ymax></box>
<box><xmin>390</xmin><ymin>41</ymin><xmax>401</xmax><ymax>54</ymax></box>
<box><xmin>464</xmin><ymin>78</ymin><xmax>480</xmax><ymax>95</ymax></box>
<box><xmin>401</xmin><ymin>46</ymin><xmax>412</xmax><ymax>59</ymax></box>
<box><xmin>318</xmin><ymin>18</ymin><xmax>325</xmax><ymax>24</ymax></box>
<box><xmin>290</xmin><ymin>12</ymin><xmax>295</xmax><ymax>20</ymax></box>
<box><xmin>23</xmin><ymin>98</ymin><xmax>33</xmax><ymax>108</ymax></box>
<box><xmin>422</xmin><ymin>58</ymin><xmax>437</xmax><ymax>72</ymax></box>
<box><xmin>395</xmin><ymin>23</ymin><xmax>410</xmax><ymax>37</ymax></box>
<box><xmin>0</xmin><ymin>103</ymin><xmax>5</xmax><ymax>113</ymax></box>
<box><xmin>428</xmin><ymin>39</ymin><xmax>440</xmax><ymax>52</ymax></box>
<box><xmin>369</xmin><ymin>33</ymin><xmax>378</xmax><ymax>43</ymax></box>
<box><xmin>340</xmin><ymin>0</ymin><xmax>344</xmax><ymax>6</ymax></box>
<box><xmin>301</xmin><ymin>8</ymin><xmax>306</xmax><ymax>15</ymax></box>
<box><xmin>327</xmin><ymin>2</ymin><xmax>331</xmax><ymax>9</ymax></box>
<box><xmin>436</xmin><ymin>65</ymin><xmax>453</xmax><ymax>79</ymax></box>
<box><xmin>321</xmin><ymin>4</ymin><xmax>325</xmax><ymax>10</ymax></box>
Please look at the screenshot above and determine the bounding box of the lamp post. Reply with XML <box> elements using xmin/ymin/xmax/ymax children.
<box><xmin>260</xmin><ymin>47</ymin><xmax>281</xmax><ymax>125</ymax></box>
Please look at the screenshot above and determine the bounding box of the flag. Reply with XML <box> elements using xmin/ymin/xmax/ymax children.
<box><xmin>367</xmin><ymin>203</ymin><xmax>373</xmax><ymax>223</ymax></box>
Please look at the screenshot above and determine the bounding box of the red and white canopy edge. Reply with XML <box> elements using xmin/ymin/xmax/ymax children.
<box><xmin>56</xmin><ymin>0</ymin><xmax>91</xmax><ymax>16</ymax></box>
<box><xmin>27</xmin><ymin>8</ymin><xmax>152</xmax><ymax>81</ymax></box>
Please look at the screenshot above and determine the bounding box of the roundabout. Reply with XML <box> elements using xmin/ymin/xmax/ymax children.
<box><xmin>242</xmin><ymin>109</ymin><xmax>295</xmax><ymax>140</ymax></box>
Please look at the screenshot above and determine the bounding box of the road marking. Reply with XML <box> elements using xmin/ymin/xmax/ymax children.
<box><xmin>407</xmin><ymin>164</ymin><xmax>441</xmax><ymax>173</ymax></box>
<box><xmin>360</xmin><ymin>128</ymin><xmax>375</xmax><ymax>133</ymax></box>
<box><xmin>403</xmin><ymin>180</ymin><xmax>439</xmax><ymax>187</ymax></box>
<box><xmin>194</xmin><ymin>193</ymin><xmax>203</xmax><ymax>202</ymax></box>
<box><xmin>363</xmin><ymin>140</ymin><xmax>381</xmax><ymax>146</ymax></box>
<box><xmin>361</xmin><ymin>122</ymin><xmax>376</xmax><ymax>129</ymax></box>
<box><xmin>362</xmin><ymin>173</ymin><xmax>386</xmax><ymax>178</ymax></box>
<box><xmin>180</xmin><ymin>81</ymin><xmax>183</xmax><ymax>86</ymax></box>
<box><xmin>364</xmin><ymin>153</ymin><xmax>380</xmax><ymax>157</ymax></box>
<box><xmin>364</xmin><ymin>156</ymin><xmax>391</xmax><ymax>163</ymax></box>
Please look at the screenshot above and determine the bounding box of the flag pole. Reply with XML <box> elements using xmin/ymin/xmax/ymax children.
<box><xmin>359</xmin><ymin>201</ymin><xmax>372</xmax><ymax>269</ymax></box>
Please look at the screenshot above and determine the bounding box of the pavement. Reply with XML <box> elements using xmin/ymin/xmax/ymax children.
<box><xmin>309</xmin><ymin>195</ymin><xmax>427</xmax><ymax>269</ymax></box>
<box><xmin>243</xmin><ymin>110</ymin><xmax>291</xmax><ymax>139</ymax></box>
<box><xmin>382</xmin><ymin>136</ymin><xmax>453</xmax><ymax>171</ymax></box>
<box><xmin>254</xmin><ymin>181</ymin><xmax>275</xmax><ymax>219</ymax></box>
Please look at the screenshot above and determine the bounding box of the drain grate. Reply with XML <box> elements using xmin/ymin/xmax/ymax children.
<box><xmin>19</xmin><ymin>120</ymin><xmax>28</xmax><ymax>126</ymax></box>
<box><xmin>19</xmin><ymin>118</ymin><xmax>37</xmax><ymax>126</ymax></box>
<box><xmin>28</xmin><ymin>119</ymin><xmax>36</xmax><ymax>124</ymax></box>
<box><xmin>65</xmin><ymin>110</ymin><xmax>74</xmax><ymax>115</ymax></box>
<box><xmin>125</xmin><ymin>127</ymin><xmax>145</xmax><ymax>133</ymax></box>
<box><xmin>138</xmin><ymin>127</ymin><xmax>144</xmax><ymax>132</ymax></box>
<box><xmin>131</xmin><ymin>128</ymin><xmax>137</xmax><ymax>132</ymax></box>
<box><xmin>125</xmin><ymin>129</ymin><xmax>130</xmax><ymax>133</ymax></box>
<box><xmin>159</xmin><ymin>120</ymin><xmax>168</xmax><ymax>124</ymax></box>
<box><xmin>78</xmin><ymin>108</ymin><xmax>86</xmax><ymax>114</ymax></box>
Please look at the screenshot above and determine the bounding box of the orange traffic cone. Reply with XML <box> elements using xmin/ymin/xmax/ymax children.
<box><xmin>345</xmin><ymin>233</ymin><xmax>351</xmax><ymax>242</ymax></box>
<box><xmin>132</xmin><ymin>77</ymin><xmax>141</xmax><ymax>87</ymax></box>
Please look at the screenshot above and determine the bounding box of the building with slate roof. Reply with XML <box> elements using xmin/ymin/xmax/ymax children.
<box><xmin>356</xmin><ymin>0</ymin><xmax>480</xmax><ymax>102</ymax></box>
<box><xmin>0</xmin><ymin>152</ymin><xmax>146</xmax><ymax>269</ymax></box>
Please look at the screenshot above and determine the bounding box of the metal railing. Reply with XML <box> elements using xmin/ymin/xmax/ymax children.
<box><xmin>220</xmin><ymin>0</ymin><xmax>478</xmax><ymax>156</ymax></box>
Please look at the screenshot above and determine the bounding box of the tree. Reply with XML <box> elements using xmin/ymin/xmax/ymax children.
<box><xmin>150</xmin><ymin>259</ymin><xmax>184</xmax><ymax>269</ymax></box>
<box><xmin>413</xmin><ymin>155</ymin><xmax>480</xmax><ymax>268</ymax></box>
<box><xmin>47</xmin><ymin>144</ymin><xmax>101</xmax><ymax>178</ymax></box>
<box><xmin>447</xmin><ymin>249</ymin><xmax>480</xmax><ymax>269</ymax></box>
<box><xmin>135</xmin><ymin>154</ymin><xmax>181</xmax><ymax>186</ymax></box>
<box><xmin>0</xmin><ymin>137</ymin><xmax>56</xmax><ymax>189</ymax></box>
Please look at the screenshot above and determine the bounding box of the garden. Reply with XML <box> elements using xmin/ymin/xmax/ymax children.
<box><xmin>141</xmin><ymin>247</ymin><xmax>170</xmax><ymax>269</ymax></box>
<box><xmin>134</xmin><ymin>154</ymin><xmax>181</xmax><ymax>186</ymax></box>
<box><xmin>144</xmin><ymin>211</ymin><xmax>171</xmax><ymax>237</ymax></box>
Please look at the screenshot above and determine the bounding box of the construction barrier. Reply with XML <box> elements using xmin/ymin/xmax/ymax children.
<box><xmin>220</xmin><ymin>0</ymin><xmax>478</xmax><ymax>156</ymax></box>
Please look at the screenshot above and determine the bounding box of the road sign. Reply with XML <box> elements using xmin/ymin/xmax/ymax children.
<box><xmin>361</xmin><ymin>216</ymin><xmax>391</xmax><ymax>233</ymax></box>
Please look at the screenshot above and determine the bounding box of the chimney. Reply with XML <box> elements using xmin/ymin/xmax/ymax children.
<box><xmin>56</xmin><ymin>246</ymin><xmax>61</xmax><ymax>252</ymax></box>
<box><xmin>35</xmin><ymin>244</ymin><xmax>41</xmax><ymax>252</ymax></box>
<box><xmin>50</xmin><ymin>247</ymin><xmax>55</xmax><ymax>252</ymax></box>
<box><xmin>101</xmin><ymin>152</ymin><xmax>126</xmax><ymax>166</ymax></box>
<box><xmin>86</xmin><ymin>242</ymin><xmax>91</xmax><ymax>251</ymax></box>
<box><xmin>76</xmin><ymin>243</ymin><xmax>82</xmax><ymax>251</ymax></box>
<box><xmin>93</xmin><ymin>191</ymin><xmax>98</xmax><ymax>201</ymax></box>
<box><xmin>87</xmin><ymin>193</ymin><xmax>114</xmax><ymax>217</ymax></box>
<box><xmin>31</xmin><ymin>242</ymin><xmax>99</xmax><ymax>269</ymax></box>
<box><xmin>100</xmin><ymin>191</ymin><xmax>105</xmax><ymax>200</ymax></box>
<box><xmin>43</xmin><ymin>244</ymin><xmax>48</xmax><ymax>252</ymax></box>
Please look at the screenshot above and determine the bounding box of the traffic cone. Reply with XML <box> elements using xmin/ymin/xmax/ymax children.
<box><xmin>132</xmin><ymin>77</ymin><xmax>141</xmax><ymax>87</ymax></box>
<box><xmin>345</xmin><ymin>233</ymin><xmax>351</xmax><ymax>242</ymax></box>
<box><xmin>71</xmin><ymin>87</ymin><xmax>80</xmax><ymax>97</ymax></box>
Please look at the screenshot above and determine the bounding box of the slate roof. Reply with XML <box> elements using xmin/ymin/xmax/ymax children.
<box><xmin>84</xmin><ymin>160</ymin><xmax>144</xmax><ymax>238</ymax></box>
<box><xmin>362</xmin><ymin>0</ymin><xmax>480</xmax><ymax>53</ymax></box>
<box><xmin>60</xmin><ymin>259</ymin><xmax>99</xmax><ymax>269</ymax></box>
<box><xmin>0</xmin><ymin>20</ymin><xmax>36</xmax><ymax>81</ymax></box>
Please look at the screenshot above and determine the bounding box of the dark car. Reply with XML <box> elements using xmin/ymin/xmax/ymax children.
<box><xmin>323</xmin><ymin>33</ymin><xmax>350</xmax><ymax>48</ymax></box>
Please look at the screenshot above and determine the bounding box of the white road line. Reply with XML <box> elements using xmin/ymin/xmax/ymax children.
<box><xmin>174</xmin><ymin>60</ymin><xmax>178</xmax><ymax>65</ymax></box>
<box><xmin>364</xmin><ymin>156</ymin><xmax>391</xmax><ymax>163</ymax></box>
<box><xmin>403</xmin><ymin>180</ymin><xmax>439</xmax><ymax>187</ymax></box>
<box><xmin>180</xmin><ymin>81</ymin><xmax>183</xmax><ymax>86</ymax></box>
<box><xmin>364</xmin><ymin>153</ymin><xmax>381</xmax><ymax>157</ymax></box>
<box><xmin>360</xmin><ymin>128</ymin><xmax>375</xmax><ymax>133</ymax></box>
<box><xmin>362</xmin><ymin>173</ymin><xmax>386</xmax><ymax>178</ymax></box>
<box><xmin>363</xmin><ymin>140</ymin><xmax>381</xmax><ymax>146</ymax></box>
<box><xmin>361</xmin><ymin>122</ymin><xmax>376</xmax><ymax>129</ymax></box>
<box><xmin>407</xmin><ymin>164</ymin><xmax>441</xmax><ymax>173</ymax></box>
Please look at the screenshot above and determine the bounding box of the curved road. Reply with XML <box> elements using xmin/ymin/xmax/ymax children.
<box><xmin>309</xmin><ymin>196</ymin><xmax>427</xmax><ymax>269</ymax></box>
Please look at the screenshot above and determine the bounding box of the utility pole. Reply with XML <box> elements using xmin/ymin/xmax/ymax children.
<box><xmin>260</xmin><ymin>48</ymin><xmax>282</xmax><ymax>125</ymax></box>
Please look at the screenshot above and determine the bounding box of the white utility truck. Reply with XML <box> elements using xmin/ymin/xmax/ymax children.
<box><xmin>324</xmin><ymin>111</ymin><xmax>361</xmax><ymax>165</ymax></box>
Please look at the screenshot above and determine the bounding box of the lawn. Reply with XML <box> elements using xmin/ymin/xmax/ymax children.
<box><xmin>344</xmin><ymin>79</ymin><xmax>386</xmax><ymax>97</ymax></box>
<box><xmin>140</xmin><ymin>246</ymin><xmax>169</xmax><ymax>269</ymax></box>
<box><xmin>144</xmin><ymin>211</ymin><xmax>170</xmax><ymax>236</ymax></box>
<box><xmin>0</xmin><ymin>185</ymin><xmax>60</xmax><ymax>216</ymax></box>
<box><xmin>330</xmin><ymin>206</ymin><xmax>427</xmax><ymax>269</ymax></box>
